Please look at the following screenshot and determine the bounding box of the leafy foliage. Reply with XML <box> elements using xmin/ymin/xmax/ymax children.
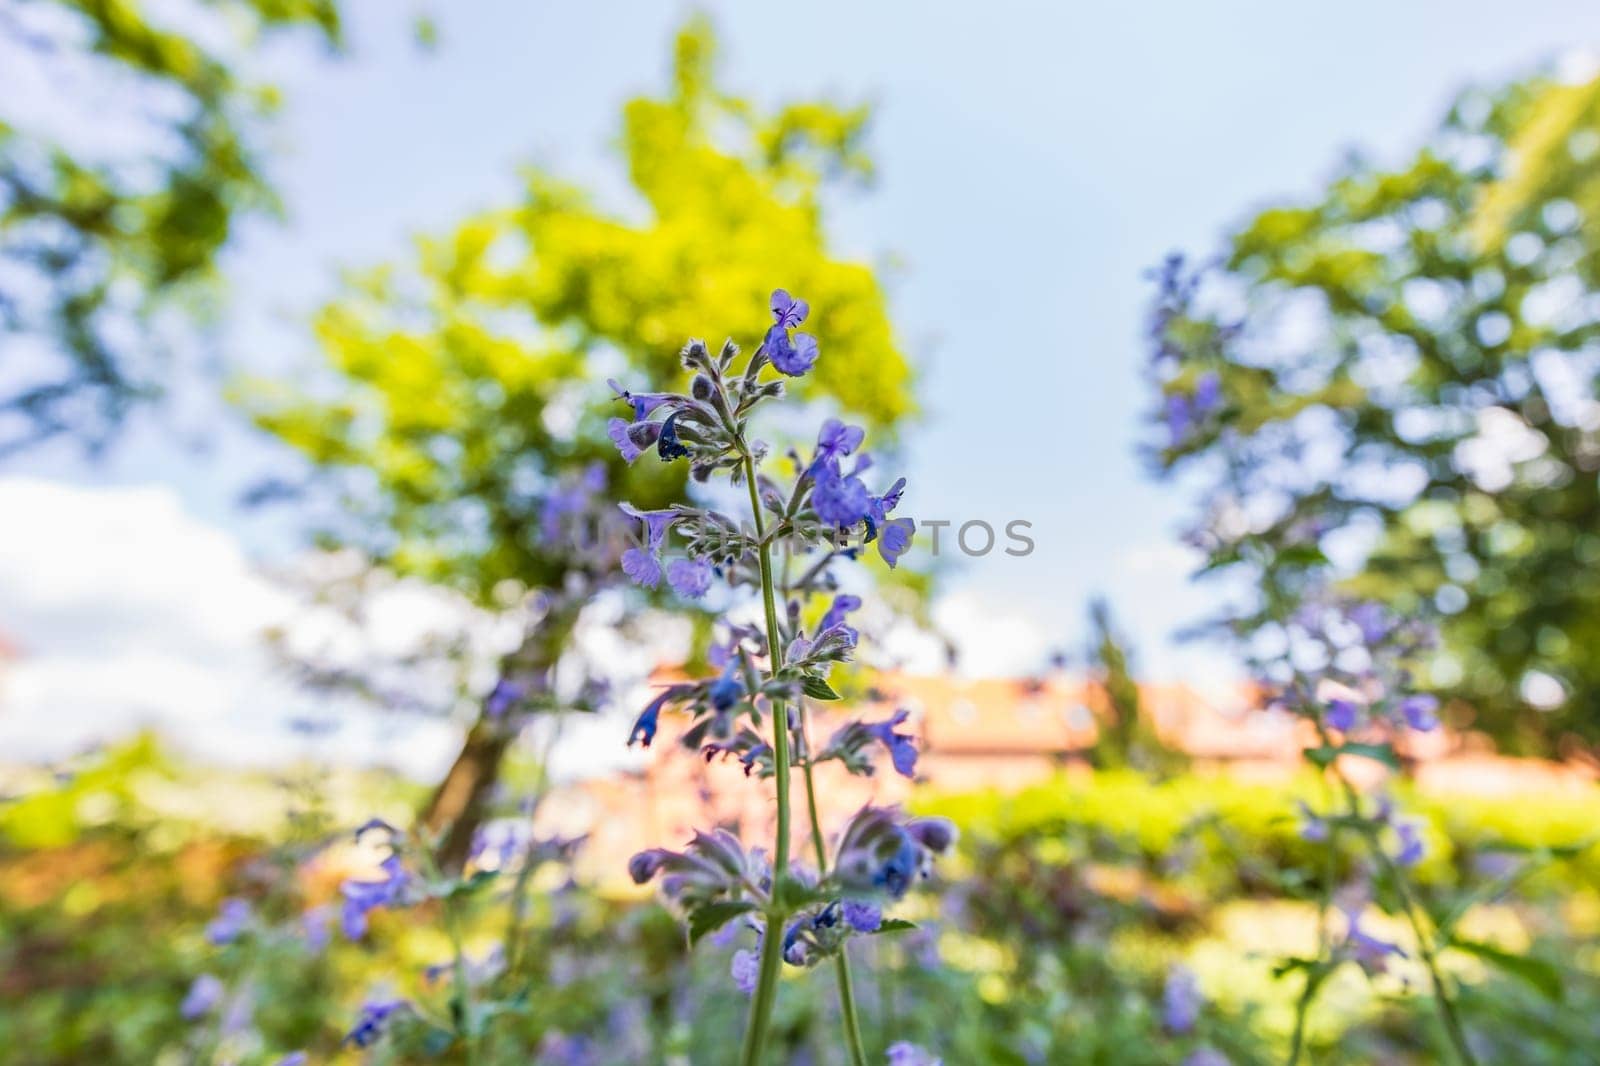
<box><xmin>1148</xmin><ymin>68</ymin><xmax>1600</xmax><ymax>748</ymax></box>
<box><xmin>0</xmin><ymin>0</ymin><xmax>341</xmax><ymax>454</ymax></box>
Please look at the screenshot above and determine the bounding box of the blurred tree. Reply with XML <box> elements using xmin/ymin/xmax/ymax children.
<box><xmin>1085</xmin><ymin>598</ymin><xmax>1184</xmax><ymax>774</ymax></box>
<box><xmin>1147</xmin><ymin>68</ymin><xmax>1600</xmax><ymax>750</ymax></box>
<box><xmin>0</xmin><ymin>0</ymin><xmax>343</xmax><ymax>455</ymax></box>
<box><xmin>244</xmin><ymin>17</ymin><xmax>918</xmax><ymax>864</ymax></box>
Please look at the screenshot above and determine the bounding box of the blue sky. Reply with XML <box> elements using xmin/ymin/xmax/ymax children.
<box><xmin>12</xmin><ymin>1</ymin><xmax>1600</xmax><ymax>729</ymax></box>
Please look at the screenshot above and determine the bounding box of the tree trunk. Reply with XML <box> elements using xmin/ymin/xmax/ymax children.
<box><xmin>417</xmin><ymin>593</ymin><xmax>585</xmax><ymax>872</ymax></box>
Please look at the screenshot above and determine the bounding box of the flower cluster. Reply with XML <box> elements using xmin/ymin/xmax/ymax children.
<box><xmin>615</xmin><ymin>290</ymin><xmax>950</xmax><ymax>1062</ymax></box>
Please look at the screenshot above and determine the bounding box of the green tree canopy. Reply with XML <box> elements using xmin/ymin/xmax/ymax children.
<box><xmin>247</xmin><ymin>17</ymin><xmax>916</xmax><ymax>605</ymax></box>
<box><xmin>0</xmin><ymin>0</ymin><xmax>342</xmax><ymax>454</ymax></box>
<box><xmin>1149</xmin><ymin>69</ymin><xmax>1600</xmax><ymax>750</ymax></box>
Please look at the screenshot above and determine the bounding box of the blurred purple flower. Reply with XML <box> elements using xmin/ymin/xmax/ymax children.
<box><xmin>1162</xmin><ymin>965</ymin><xmax>1202</xmax><ymax>1034</ymax></box>
<box><xmin>340</xmin><ymin>853</ymin><xmax>410</xmax><ymax>940</ymax></box>
<box><xmin>731</xmin><ymin>948</ymin><xmax>760</xmax><ymax>995</ymax></box>
<box><xmin>345</xmin><ymin>998</ymin><xmax>408</xmax><ymax>1048</ymax></box>
<box><xmin>864</xmin><ymin>710</ymin><xmax>918</xmax><ymax>778</ymax></box>
<box><xmin>205</xmin><ymin>897</ymin><xmax>250</xmax><ymax>945</ymax></box>
<box><xmin>1400</xmin><ymin>694</ymin><xmax>1439</xmax><ymax>731</ymax></box>
<box><xmin>181</xmin><ymin>974</ymin><xmax>224</xmax><ymax>1020</ymax></box>
<box><xmin>1324</xmin><ymin>698</ymin><xmax>1359</xmax><ymax>732</ymax></box>
<box><xmin>887</xmin><ymin>1042</ymin><xmax>942</xmax><ymax>1066</ymax></box>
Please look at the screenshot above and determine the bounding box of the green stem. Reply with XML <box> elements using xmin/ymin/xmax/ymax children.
<box><xmin>739</xmin><ymin>454</ymin><xmax>794</xmax><ymax>1066</ymax></box>
<box><xmin>797</xmin><ymin>712</ymin><xmax>869</xmax><ymax>1066</ymax></box>
<box><xmin>1365</xmin><ymin>828</ymin><xmax>1478</xmax><ymax>1066</ymax></box>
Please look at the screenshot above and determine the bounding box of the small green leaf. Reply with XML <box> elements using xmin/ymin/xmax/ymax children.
<box><xmin>1451</xmin><ymin>938</ymin><xmax>1565</xmax><ymax>1002</ymax></box>
<box><xmin>871</xmin><ymin>918</ymin><xmax>917</xmax><ymax>935</ymax></box>
<box><xmin>774</xmin><ymin>878</ymin><xmax>825</xmax><ymax>911</ymax></box>
<box><xmin>688</xmin><ymin>900</ymin><xmax>758</xmax><ymax>945</ymax></box>
<box><xmin>801</xmin><ymin>675</ymin><xmax>842</xmax><ymax>701</ymax></box>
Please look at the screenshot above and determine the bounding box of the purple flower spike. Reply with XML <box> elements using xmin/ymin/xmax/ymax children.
<box><xmin>771</xmin><ymin>289</ymin><xmax>810</xmax><ymax>328</ymax></box>
<box><xmin>667</xmin><ymin>557</ymin><xmax>713</xmax><ymax>598</ymax></box>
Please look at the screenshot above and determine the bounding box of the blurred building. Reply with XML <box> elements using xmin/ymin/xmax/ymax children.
<box><xmin>546</xmin><ymin>670</ymin><xmax>1599</xmax><ymax>881</ymax></box>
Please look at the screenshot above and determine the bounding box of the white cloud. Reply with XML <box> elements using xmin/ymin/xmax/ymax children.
<box><xmin>0</xmin><ymin>477</ymin><xmax>457</xmax><ymax>778</ymax></box>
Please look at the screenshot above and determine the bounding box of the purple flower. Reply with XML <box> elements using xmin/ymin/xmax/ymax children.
<box><xmin>1394</xmin><ymin>820</ymin><xmax>1425</xmax><ymax>868</ymax></box>
<box><xmin>629</xmin><ymin>688</ymin><xmax>680</xmax><ymax>748</ymax></box>
<box><xmin>820</xmin><ymin>594</ymin><xmax>862</xmax><ymax>634</ymax></box>
<box><xmin>339</xmin><ymin>853</ymin><xmax>410</xmax><ymax>940</ymax></box>
<box><xmin>345</xmin><ymin>998</ymin><xmax>408</xmax><ymax>1048</ymax></box>
<box><xmin>667</xmin><ymin>557</ymin><xmax>713</xmax><ymax>598</ymax></box>
<box><xmin>813</xmin><ymin>463</ymin><xmax>873</xmax><ymax>527</ymax></box>
<box><xmin>865</xmin><ymin>710</ymin><xmax>918</xmax><ymax>778</ymax></box>
<box><xmin>607</xmin><ymin>417</ymin><xmax>642</xmax><ymax>463</ymax></box>
<box><xmin>1193</xmin><ymin>371</ymin><xmax>1223</xmax><ymax>414</ymax></box>
<box><xmin>621</xmin><ymin>548</ymin><xmax>662</xmax><ymax>588</ymax></box>
<box><xmin>708</xmin><ymin>668</ymin><xmax>744</xmax><ymax>713</ymax></box>
<box><xmin>764</xmin><ymin>290</ymin><xmax>820</xmax><ymax>376</ymax></box>
<box><xmin>878</xmin><ymin>518</ymin><xmax>915</xmax><ymax>568</ymax></box>
<box><xmin>1162</xmin><ymin>965</ymin><xmax>1202</xmax><ymax>1034</ymax></box>
<box><xmin>887</xmin><ymin>1042</ymin><xmax>942</xmax><ymax>1066</ymax></box>
<box><xmin>300</xmin><ymin>906</ymin><xmax>331</xmax><ymax>952</ymax></box>
<box><xmin>1342</xmin><ymin>907</ymin><xmax>1405</xmax><ymax>974</ymax></box>
<box><xmin>608</xmin><ymin>378</ymin><xmax>675</xmax><ymax>421</ymax></box>
<box><xmin>731</xmin><ymin>948</ymin><xmax>760</xmax><ymax>995</ymax></box>
<box><xmin>814</xmin><ymin>418</ymin><xmax>865</xmax><ymax>470</ymax></box>
<box><xmin>1296</xmin><ymin>801</ymin><xmax>1329</xmax><ymax>843</ymax></box>
<box><xmin>1324</xmin><ymin>698</ymin><xmax>1359</xmax><ymax>732</ymax></box>
<box><xmin>181</xmin><ymin>974</ymin><xmax>224</xmax><ymax>1020</ymax></box>
<box><xmin>205</xmin><ymin>897</ymin><xmax>250</xmax><ymax>945</ymax></box>
<box><xmin>769</xmin><ymin>328</ymin><xmax>819</xmax><ymax>376</ymax></box>
<box><xmin>273</xmin><ymin>1055</ymin><xmax>308</xmax><ymax>1066</ymax></box>
<box><xmin>1400</xmin><ymin>694</ymin><xmax>1439</xmax><ymax>731</ymax></box>
<box><xmin>869</xmin><ymin>477</ymin><xmax>907</xmax><ymax>525</ymax></box>
<box><xmin>1347</xmin><ymin>602</ymin><xmax>1392</xmax><ymax>646</ymax></box>
<box><xmin>842</xmin><ymin>899</ymin><xmax>882</xmax><ymax>933</ymax></box>
<box><xmin>771</xmin><ymin>288</ymin><xmax>810</xmax><ymax>328</ymax></box>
